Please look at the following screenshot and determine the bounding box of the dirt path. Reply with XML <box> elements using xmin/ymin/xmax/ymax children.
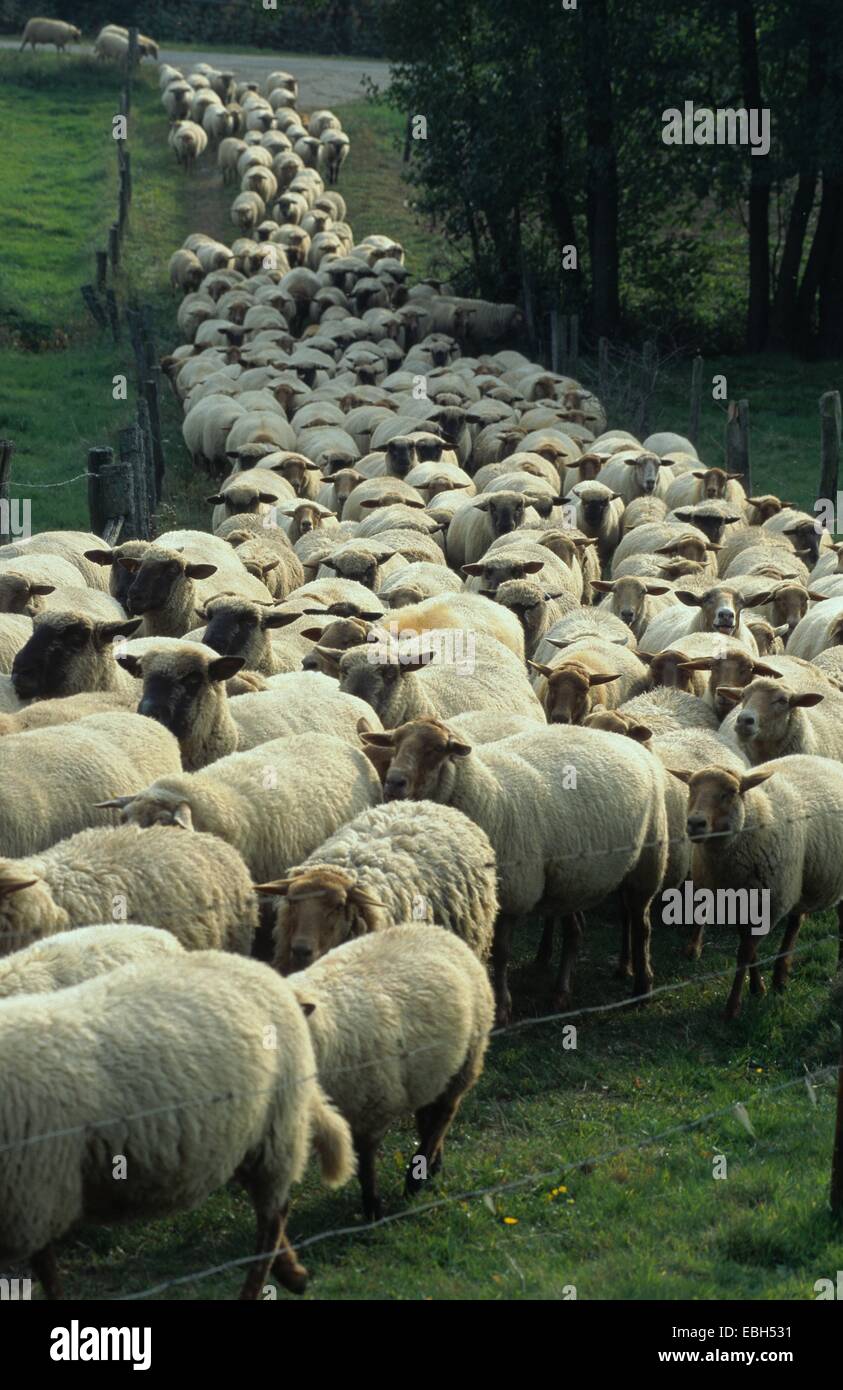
<box><xmin>1</xmin><ymin>39</ymin><xmax>390</xmax><ymax>105</ymax></box>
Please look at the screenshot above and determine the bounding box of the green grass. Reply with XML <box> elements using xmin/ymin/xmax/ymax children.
<box><xmin>3</xmin><ymin>51</ymin><xmax>843</xmax><ymax>1303</ymax></box>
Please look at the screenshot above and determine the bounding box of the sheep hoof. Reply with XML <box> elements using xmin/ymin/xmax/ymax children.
<box><xmin>275</xmin><ymin>1258</ymin><xmax>309</xmax><ymax>1295</ymax></box>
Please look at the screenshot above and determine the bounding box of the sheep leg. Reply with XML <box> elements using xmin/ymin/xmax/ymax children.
<box><xmin>724</xmin><ymin>930</ymin><xmax>755</xmax><ymax>1020</ymax></box>
<box><xmin>552</xmin><ymin>913</ymin><xmax>582</xmax><ymax>1011</ymax></box>
<box><xmin>271</xmin><ymin>1203</ymin><xmax>309</xmax><ymax>1293</ymax></box>
<box><xmin>31</xmin><ymin>1244</ymin><xmax>62</xmax><ymax>1299</ymax></box>
<box><xmin>491</xmin><ymin>913</ymin><xmax>515</xmax><ymax>1026</ymax></box>
<box><xmin>407</xmin><ymin>1064</ymin><xmax>471</xmax><ymax>1196</ymax></box>
<box><xmin>355</xmin><ymin>1137</ymin><xmax>383</xmax><ymax>1222</ymax></box>
<box><xmin>772</xmin><ymin>912</ymin><xmax>802</xmax><ymax>992</ymax></box>
<box><xmin>534</xmin><ymin>915</ymin><xmax>555</xmax><ymax>969</ymax></box>
<box><xmin>239</xmin><ymin>1209</ymin><xmax>284</xmax><ymax>1300</ymax></box>
<box><xmin>616</xmin><ymin>897</ymin><xmax>633</xmax><ymax>977</ymax></box>
<box><xmin>627</xmin><ymin>895</ymin><xmax>654</xmax><ymax>999</ymax></box>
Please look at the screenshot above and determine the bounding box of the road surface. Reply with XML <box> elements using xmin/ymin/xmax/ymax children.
<box><xmin>1</xmin><ymin>38</ymin><xmax>390</xmax><ymax>106</ymax></box>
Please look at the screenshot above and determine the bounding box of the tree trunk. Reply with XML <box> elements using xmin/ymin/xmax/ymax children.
<box><xmin>794</xmin><ymin>175</ymin><xmax>843</xmax><ymax>355</ymax></box>
<box><xmin>736</xmin><ymin>0</ymin><xmax>770</xmax><ymax>352</ymax></box>
<box><xmin>770</xmin><ymin>22</ymin><xmax>824</xmax><ymax>347</ymax></box>
<box><xmin>818</xmin><ymin>181</ymin><xmax>843</xmax><ymax>356</ymax></box>
<box><xmin>581</xmin><ymin>0</ymin><xmax>620</xmax><ymax>338</ymax></box>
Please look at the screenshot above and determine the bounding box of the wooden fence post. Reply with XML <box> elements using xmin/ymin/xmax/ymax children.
<box><xmin>135</xmin><ymin>402</ymin><xmax>155</xmax><ymax>536</ymax></box>
<box><xmin>108</xmin><ymin>223</ymin><xmax>120</xmax><ymax>271</ymax></box>
<box><xmin>95</xmin><ymin>249</ymin><xmax>108</xmax><ymax>292</ymax></box>
<box><xmin>105</xmin><ymin>289</ymin><xmax>120</xmax><ymax>343</ymax></box>
<box><xmin>145</xmin><ymin>372</ymin><xmax>165</xmax><ymax>501</ymax></box>
<box><xmin>725</xmin><ymin>399</ymin><xmax>752</xmax><ymax>494</ymax></box>
<box><xmin>87</xmin><ymin>446</ymin><xmax>130</xmax><ymax>541</ymax></box>
<box><xmin>0</xmin><ymin>440</ymin><xmax>15</xmax><ymax>546</ymax></box>
<box><xmin>689</xmin><ymin>353</ymin><xmax>703</xmax><ymax>447</ymax></box>
<box><xmin>117</xmin><ymin>427</ymin><xmax>144</xmax><ymax>539</ymax></box>
<box><xmin>818</xmin><ymin>390</ymin><xmax>841</xmax><ymax>509</ymax></box>
<box><xmin>80</xmin><ymin>285</ymin><xmax>107</xmax><ymax>329</ymax></box>
<box><xmin>598</xmin><ymin>336</ymin><xmax>610</xmax><ymax>403</ymax></box>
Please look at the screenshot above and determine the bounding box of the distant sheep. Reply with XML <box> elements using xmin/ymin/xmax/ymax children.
<box><xmin>0</xmin><ymin>923</ymin><xmax>182</xmax><ymax>999</ymax></box>
<box><xmin>20</xmin><ymin>17</ymin><xmax>81</xmax><ymax>50</ymax></box>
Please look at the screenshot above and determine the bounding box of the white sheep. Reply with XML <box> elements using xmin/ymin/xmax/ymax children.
<box><xmin>717</xmin><ymin>676</ymin><xmax>843</xmax><ymax>765</ymax></box>
<box><xmin>0</xmin><ymin>823</ymin><xmax>257</xmax><ymax>956</ymax></box>
<box><xmin>0</xmin><ymin>924</ymin><xmax>182</xmax><ymax>998</ymax></box>
<box><xmin>293</xmin><ymin>926</ymin><xmax>493</xmax><ymax>1219</ymax></box>
<box><xmin>784</xmin><ymin>596</ymin><xmax>843</xmax><ymax>660</ymax></box>
<box><xmin>0</xmin><ymin>951</ymin><xmax>353</xmax><ymax>1298</ymax></box>
<box><xmin>0</xmin><ymin>712</ymin><xmax>181</xmax><ymax>856</ymax></box>
<box><xmin>20</xmin><ymin>17</ymin><xmax>81</xmax><ymax>50</ymax></box>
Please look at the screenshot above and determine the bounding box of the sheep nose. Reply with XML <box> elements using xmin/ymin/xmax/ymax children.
<box><xmin>687</xmin><ymin>816</ymin><xmax>707</xmax><ymax>838</ymax></box>
<box><xmin>715</xmin><ymin>611</ymin><xmax>735</xmax><ymax>628</ymax></box>
<box><xmin>736</xmin><ymin>712</ymin><xmax>756</xmax><ymax>731</ymax></box>
<box><xmin>299</xmin><ymin>520</ymin><xmax>312</xmax><ymax>532</ymax></box>
<box><xmin>384</xmin><ymin>773</ymin><xmax>408</xmax><ymax>801</ymax></box>
<box><xmin>550</xmin><ymin>711</ymin><xmax>571</xmax><ymax>725</ymax></box>
<box><xmin>620</xmin><ymin>609</ymin><xmax>635</xmax><ymax>624</ymax></box>
<box><xmin>290</xmin><ymin>944</ymin><xmax>313</xmax><ymax>968</ymax></box>
<box><xmin>643</xmin><ymin>480</ymin><xmax>655</xmax><ymax>493</ymax></box>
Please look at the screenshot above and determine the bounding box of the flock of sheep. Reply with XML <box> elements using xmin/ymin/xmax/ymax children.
<box><xmin>19</xmin><ymin>16</ymin><xmax>159</xmax><ymax>59</ymax></box>
<box><xmin>1</xmin><ymin>46</ymin><xmax>842</xmax><ymax>1301</ymax></box>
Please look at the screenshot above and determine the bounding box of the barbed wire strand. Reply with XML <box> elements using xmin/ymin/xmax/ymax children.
<box><xmin>8</xmin><ymin>465</ymin><xmax>128</xmax><ymax>490</ymax></box>
<box><xmin>118</xmin><ymin>1060</ymin><xmax>840</xmax><ymax>1301</ymax></box>
<box><xmin>1</xmin><ymin>925</ymin><xmax>838</xmax><ymax>1161</ymax></box>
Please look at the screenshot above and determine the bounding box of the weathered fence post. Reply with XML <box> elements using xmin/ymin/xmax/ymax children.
<box><xmin>105</xmin><ymin>288</ymin><xmax>120</xmax><ymax>343</ymax></box>
<box><xmin>598</xmin><ymin>336</ymin><xmax>610</xmax><ymax>403</ymax></box>
<box><xmin>135</xmin><ymin>401</ymin><xmax>155</xmax><ymax>535</ymax></box>
<box><xmin>818</xmin><ymin>390</ymin><xmax>841</xmax><ymax>507</ymax></box>
<box><xmin>145</xmin><ymin>372</ymin><xmax>165</xmax><ymax>501</ymax></box>
<box><xmin>725</xmin><ymin>399</ymin><xmax>752</xmax><ymax>494</ymax></box>
<box><xmin>108</xmin><ymin>223</ymin><xmax>120</xmax><ymax>271</ymax></box>
<box><xmin>118</xmin><ymin>425</ymin><xmax>145</xmax><ymax>540</ymax></box>
<box><xmin>95</xmin><ymin>249</ymin><xmax>108</xmax><ymax>292</ymax></box>
<box><xmin>80</xmin><ymin>285</ymin><xmax>107</xmax><ymax>329</ymax></box>
<box><xmin>87</xmin><ymin>446</ymin><xmax>130</xmax><ymax>542</ymax></box>
<box><xmin>689</xmin><ymin>353</ymin><xmax>703</xmax><ymax>447</ymax></box>
<box><xmin>0</xmin><ymin>440</ymin><xmax>15</xmax><ymax>545</ymax></box>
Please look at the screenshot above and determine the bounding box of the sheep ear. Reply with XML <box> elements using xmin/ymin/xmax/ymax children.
<box><xmin>0</xmin><ymin>877</ymin><xmax>39</xmax><ymax>898</ymax></box>
<box><xmin>187</xmin><ymin>562</ymin><xmax>218</xmax><ymax>580</ymax></box>
<box><xmin>461</xmin><ymin>563</ymin><xmax>484</xmax><ymax>576</ymax></box>
<box><xmin>29</xmin><ymin>582</ymin><xmax>56</xmax><ymax>596</ymax></box>
<box><xmin>807</xmin><ymin>590</ymin><xmax>829</xmax><ymax>602</ymax></box>
<box><xmin>358</xmin><ymin>498</ymin><xmax>384</xmax><ymax>509</ymax></box>
<box><xmin>590</xmin><ymin>579</ymin><xmax>615</xmax><ymax>593</ymax></box>
<box><xmin>264</xmin><ymin>610</ymin><xmax>299</xmax><ymax>628</ymax></box>
<box><xmin>521</xmin><ymin>561</ymin><xmax>545</xmax><ymax>574</ymax></box>
<box><xmin>789</xmin><ymin>691</ymin><xmax>824</xmax><ymax>708</ymax></box>
<box><xmin>208</xmin><ymin>655</ymin><xmax>245</xmax><ymax>681</ymax></box>
<box><xmin>447</xmin><ymin>738</ymin><xmax>472</xmax><ymax>757</ymax></box>
<box><xmin>674</xmin><ymin>590</ymin><xmax>704</xmax><ymax>606</ymax></box>
<box><xmin>206</xmin><ymin>494</ymin><xmax>225</xmax><ymax>505</ymax></box>
<box><xmin>116</xmin><ymin>556</ymin><xmax>143</xmax><ymax>573</ymax></box>
<box><xmin>587</xmin><ymin>671</ymin><xmax>620</xmax><ymax>687</ymax></box>
<box><xmin>643</xmin><ymin>583</ymin><xmax>671</xmax><ymax>596</ymax></box>
<box><xmin>359</xmin><ymin>730</ymin><xmax>394</xmax><ymax>747</ymax></box>
<box><xmin>706</xmin><ymin>542</ymin><xmax>722</xmax><ymax>551</ymax></box>
<box><xmin>173</xmin><ymin>802</ymin><xmax>194</xmax><ymax>830</ymax></box>
<box><xmin>691</xmin><ymin>470</ymin><xmax>707</xmax><ymax>478</ymax></box>
<box><xmin>93</xmin><ymin>795</ymin><xmax>135</xmax><ymax>811</ymax></box>
<box><xmin>752</xmin><ymin>661</ymin><xmax>781</xmax><ymax>677</ymax></box>
<box><xmin>667</xmin><ymin>768</ymin><xmax>693</xmax><ymax>784</ymax></box>
<box><xmin>739</xmin><ymin>769</ymin><xmax>775</xmax><ymax>793</ymax></box>
<box><xmin>726</xmin><ymin>472</ymin><xmax>744</xmax><ymax>481</ymax></box>
<box><xmin>678</xmin><ymin>657</ymin><xmax>712</xmax><ymax>672</ymax></box>
<box><xmin>254</xmin><ymin>879</ymin><xmax>293</xmax><ymax>895</ymax></box>
<box><xmin>84</xmin><ymin>549</ymin><xmax>115</xmax><ymax>566</ymax></box>
<box><xmin>115</xmin><ymin>653</ymin><xmax>143</xmax><ymax>678</ymax></box>
<box><xmin>99</xmin><ymin>618</ymin><xmax>142</xmax><ymax>646</ymax></box>
<box><xmin>715</xmin><ymin>686</ymin><xmax>743</xmax><ymax>704</ymax></box>
<box><xmin>527</xmin><ymin>660</ymin><xmax>554</xmax><ymax>677</ymax></box>
<box><xmin>299</xmin><ymin>626</ymin><xmax>326</xmax><ymax>641</ymax></box>
<box><xmin>297</xmin><ymin>998</ymin><xmax>317</xmax><ymax>1017</ymax></box>
<box><xmin>632</xmin><ymin>649</ymin><xmax>653</xmax><ymax>664</ymax></box>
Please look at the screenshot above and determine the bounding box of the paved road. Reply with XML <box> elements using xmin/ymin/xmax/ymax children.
<box><xmin>1</xmin><ymin>39</ymin><xmax>390</xmax><ymax>106</ymax></box>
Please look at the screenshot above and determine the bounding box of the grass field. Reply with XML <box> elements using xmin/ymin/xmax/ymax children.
<box><xmin>2</xmin><ymin>52</ymin><xmax>843</xmax><ymax>1303</ymax></box>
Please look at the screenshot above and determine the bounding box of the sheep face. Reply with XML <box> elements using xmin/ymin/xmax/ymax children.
<box><xmin>765</xmin><ymin>583</ymin><xmax>820</xmax><ymax>634</ymax></box>
<box><xmin>746</xmin><ymin>495</ymin><xmax>786</xmax><ymax>524</ymax></box>
<box><xmin>591</xmin><ymin>577</ymin><xmax>670</xmax><ymax>636</ymax></box>
<box><xmin>360</xmin><ymin>716</ymin><xmax>470</xmax><ymax>802</ymax></box>
<box><xmin>691</xmin><ymin>468</ymin><xmax>741</xmax><ymax>500</ymax></box>
<box><xmin>680</xmin><ymin>766</ymin><xmax>774</xmax><ymax>840</ymax></box>
<box><xmin>719</xmin><ymin>677</ymin><xmax>824</xmax><ymax>750</ymax></box>
<box><xmin>101</xmin><ymin>786</ymin><xmax>194</xmax><ymax>830</ymax></box>
<box><xmin>655</xmin><ymin>536</ymin><xmax>713</xmax><ymax>566</ymax></box>
<box><xmin>529</xmin><ymin>659</ymin><xmax>619</xmax><ymax>725</ymax></box>
<box><xmin>85</xmin><ymin>543</ymin><xmax>151</xmax><ymax>607</ymax></box>
<box><xmin>624</xmin><ymin>452</ymin><xmax>663</xmax><ymax>495</ymax></box>
<box><xmin>462</xmin><ymin>556</ymin><xmax>544</xmax><ymax>592</ymax></box>
<box><xmin>301</xmin><ymin>617</ymin><xmax>369</xmax><ymax>672</ymax></box>
<box><xmin>680</xmin><ymin>652</ymin><xmax>778</xmax><ymax>718</ymax></box>
<box><xmin>674</xmin><ymin>585</ymin><xmax>745</xmax><ymax>636</ymax></box>
<box><xmin>784</xmin><ymin>521</ymin><xmax>823</xmax><ymax>565</ymax></box>
<box><xmin>289</xmin><ymin>503</ymin><xmax>324</xmax><ymax>538</ymax></box>
<box><xmin>335</xmin><ymin>643</ymin><xmax>428</xmax><ymax>713</ymax></box>
<box><xmin>321</xmin><ymin>547</ymin><xmax>392</xmax><ymax>591</ymax></box>
<box><xmin>573</xmin><ymin>455</ymin><xmax>603</xmax><ymax>483</ymax></box>
<box><xmin>672</xmin><ymin>509</ymin><xmax>742</xmax><ymax>546</ymax></box>
<box><xmin>11</xmin><ymin>614</ymin><xmax>139</xmax><ymax>700</ymax></box>
<box><xmin>0</xmin><ymin>573</ymin><xmax>54</xmax><ymax>616</ymax></box>
<box><xmin>116</xmin><ymin>648</ymin><xmax>243</xmax><ymax>738</ymax></box>
<box><xmin>121</xmin><ymin>550</ymin><xmax>218</xmax><ymax>620</ymax></box>
<box><xmin>476</xmin><ymin>492</ymin><xmax>526</xmax><ymax>538</ymax></box>
<box><xmin>199</xmin><ymin>595</ymin><xmax>294</xmax><ymax>667</ymax></box>
<box><xmin>259</xmin><ymin>867</ymin><xmax>382</xmax><ymax>971</ymax></box>
<box><xmin>644</xmin><ymin>648</ymin><xmax>699</xmax><ymax>694</ymax></box>
<box><xmin>385</xmin><ymin>438</ymin><xmax>415</xmax><ymax>477</ymax></box>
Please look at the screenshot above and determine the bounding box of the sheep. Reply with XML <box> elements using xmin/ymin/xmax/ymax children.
<box><xmin>0</xmin><ymin>553</ymin><xmax>81</xmax><ymax>612</ymax></box>
<box><xmin>638</xmin><ymin>585</ymin><xmax>759</xmax><ymax>656</ymax></box>
<box><xmin>169</xmin><ymin>248</ymin><xmax>205</xmax><ymax>294</ymax></box>
<box><xmin>0</xmin><ymin>951</ymin><xmax>353</xmax><ymax>1299</ymax></box>
<box><xmin>169</xmin><ymin>120</ymin><xmax>209</xmax><ymax>170</ymax></box>
<box><xmin>0</xmin><ymin>824</ymin><xmax>257</xmax><ymax>957</ymax></box>
<box><xmin>668</xmin><ymin>500</ymin><xmax>745</xmax><ymax>549</ymax></box>
<box><xmin>762</xmin><ymin>507</ymin><xmax>832</xmax><ymax>567</ymax></box>
<box><xmin>0</xmin><ymin>531</ymin><xmax>111</xmax><ymax>590</ymax></box>
<box><xmin>221</xmin><ymin>531</ymin><xmax>304</xmax><ymax>600</ymax></box>
<box><xmin>319</xmin><ymin>130</ymin><xmax>350</xmax><ymax>185</ymax></box>
<box><xmin>663</xmin><ymin>467</ymin><xmax>747</xmax><ymax>511</ymax></box>
<box><xmin>0</xmin><ymin>689</ymin><xmax>136</xmax><ymax>736</ymax></box>
<box><xmin>621</xmin><ymin>495</ymin><xmax>668</xmax><ymax>532</ymax></box>
<box><xmin>463</xmin><ymin>536</ymin><xmax>585</xmax><ymax>603</ymax></box>
<box><xmin>445</xmin><ymin>491</ymin><xmax>533</xmax><ymax>567</ymax></box>
<box><xmin>20</xmin><ymin>17</ymin><xmax>81</xmax><ymax>50</ymax></box>
<box><xmin>0</xmin><ymin>924</ymin><xmax>182</xmax><ymax>999</ymax></box>
<box><xmin>10</xmin><ymin>612</ymin><xmax>140</xmax><ymax>700</ymax></box>
<box><xmin>639</xmin><ymin>632</ymin><xmax>770</xmax><ymax>715</ymax></box>
<box><xmin>119</xmin><ymin>541</ymin><xmax>272</xmax><ymax>638</ymax></box>
<box><xmin>591</xmin><ymin>576</ymin><xmax>675</xmax><ymax>640</ymax></box>
<box><xmin>569</xmin><ymin>482</ymin><xmax>624</xmax><ymax>562</ymax></box>
<box><xmin>491</xmin><ymin>579</ymin><xmax>579</xmax><ymax>657</ymax></box>
<box><xmin>532</xmin><ymin>608</ymin><xmax>636</xmax><ymax>663</ymax></box>
<box><xmin>0</xmin><ymin>613</ymin><xmax>33</xmax><ymax>673</ymax></box>
<box><xmin>678</xmin><ymin>757</ymin><xmax>843</xmax><ymax>1017</ymax></box>
<box><xmin>98</xmin><ymin>23</ymin><xmax>158</xmax><ymax>58</ymax></box>
<box><xmin>722</xmin><ymin>540</ymin><xmax>809</xmax><ymax>585</ymax></box>
<box><xmin>597</xmin><ymin>450</ymin><xmax>673</xmax><ymax>505</ymax></box>
<box><xmin>0</xmin><ymin>712</ymin><xmax>181</xmax><ymax>856</ymax></box>
<box><xmin>292</xmin><ymin>926</ymin><xmax>493</xmax><ymax>1219</ymax></box>
<box><xmin>190</xmin><ymin>594</ymin><xmax>314</xmax><ymax>674</ymax></box>
<box><xmin>359</xmin><ymin>718</ymin><xmax>670</xmax><ymax>1016</ymax></box>
<box><xmin>614</xmin><ymin>686</ymin><xmax>720</xmax><ymax>734</ymax></box>
<box><xmin>374</xmin><ymin>590</ymin><xmax>524</xmax><ymax>657</ymax></box>
<box><xmin>379</xmin><ymin>561</ymin><xmax>462</xmax><ymax>608</ymax></box>
<box><xmin>315</xmin><ymin>539</ymin><xmax>406</xmax><ymax>592</ymax></box>
<box><xmin>256</xmin><ymin>799</ymin><xmax>496</xmax><ymax>983</ymax></box>
<box><xmin>117</xmin><ymin>644</ymin><xmax>379</xmax><ymax>769</ymax></box>
<box><xmin>717</xmin><ymin>676</ymin><xmax>843</xmax><ymax>765</ymax></box>
<box><xmin>108</xmin><ymin>732</ymin><xmax>382</xmax><ymax>890</ymax></box>
<box><xmin>333</xmin><ymin>631</ymin><xmax>544</xmax><ymax>728</ymax></box>
<box><xmin>528</xmin><ymin>638</ymin><xmax>649</xmax><ymax>724</ymax></box>
<box><xmin>612</xmin><ymin>521</ymin><xmax>718</xmax><ymax>577</ymax></box>
<box><xmin>208</xmin><ymin>468</ymin><xmax>297</xmax><ymax>532</ymax></box>
<box><xmin>784</xmin><ymin>596</ymin><xmax>843</xmax><ymax>660</ymax></box>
